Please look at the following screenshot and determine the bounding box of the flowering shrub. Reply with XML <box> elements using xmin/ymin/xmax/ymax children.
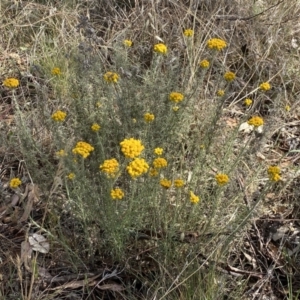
<box><xmin>268</xmin><ymin>166</ymin><xmax>281</xmax><ymax>182</ymax></box>
<box><xmin>144</xmin><ymin>113</ymin><xmax>155</xmax><ymax>122</ymax></box>
<box><xmin>91</xmin><ymin>123</ymin><xmax>100</xmax><ymax>132</ymax></box>
<box><xmin>127</xmin><ymin>158</ymin><xmax>149</xmax><ymax>178</ymax></box>
<box><xmin>183</xmin><ymin>29</ymin><xmax>194</xmax><ymax>37</ymax></box>
<box><xmin>190</xmin><ymin>191</ymin><xmax>200</xmax><ymax>204</ymax></box>
<box><xmin>110</xmin><ymin>188</ymin><xmax>124</xmax><ymax>200</ymax></box>
<box><xmin>224</xmin><ymin>71</ymin><xmax>236</xmax><ymax>82</ymax></box>
<box><xmin>199</xmin><ymin>59</ymin><xmax>210</xmax><ymax>68</ymax></box>
<box><xmin>244</xmin><ymin>98</ymin><xmax>253</xmax><ymax>106</ymax></box>
<box><xmin>3</xmin><ymin>78</ymin><xmax>19</xmax><ymax>88</ymax></box>
<box><xmin>154</xmin><ymin>148</ymin><xmax>163</xmax><ymax>155</ymax></box>
<box><xmin>103</xmin><ymin>72</ymin><xmax>119</xmax><ymax>83</ymax></box>
<box><xmin>207</xmin><ymin>38</ymin><xmax>227</xmax><ymax>51</ymax></box>
<box><xmin>153</xmin><ymin>43</ymin><xmax>167</xmax><ymax>54</ymax></box>
<box><xmin>100</xmin><ymin>159</ymin><xmax>119</xmax><ymax>177</ymax></box>
<box><xmin>51</xmin><ymin>67</ymin><xmax>61</xmax><ymax>76</ymax></box>
<box><xmin>10</xmin><ymin>178</ymin><xmax>22</xmax><ymax>188</ymax></box>
<box><xmin>120</xmin><ymin>138</ymin><xmax>144</xmax><ymax>158</ymax></box>
<box><xmin>123</xmin><ymin>39</ymin><xmax>132</xmax><ymax>47</ymax></box>
<box><xmin>160</xmin><ymin>178</ymin><xmax>171</xmax><ymax>189</ymax></box>
<box><xmin>153</xmin><ymin>157</ymin><xmax>167</xmax><ymax>169</ymax></box>
<box><xmin>248</xmin><ymin>116</ymin><xmax>264</xmax><ymax>127</ymax></box>
<box><xmin>169</xmin><ymin>92</ymin><xmax>184</xmax><ymax>103</ymax></box>
<box><xmin>51</xmin><ymin>110</ymin><xmax>67</xmax><ymax>122</ymax></box>
<box><xmin>215</xmin><ymin>174</ymin><xmax>229</xmax><ymax>186</ymax></box>
<box><xmin>72</xmin><ymin>141</ymin><xmax>94</xmax><ymax>158</ymax></box>
<box><xmin>259</xmin><ymin>82</ymin><xmax>271</xmax><ymax>91</ymax></box>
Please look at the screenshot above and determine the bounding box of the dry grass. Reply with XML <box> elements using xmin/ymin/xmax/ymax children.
<box><xmin>1</xmin><ymin>1</ymin><xmax>300</xmax><ymax>299</ymax></box>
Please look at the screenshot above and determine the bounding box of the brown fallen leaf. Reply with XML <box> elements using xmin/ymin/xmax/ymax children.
<box><xmin>20</xmin><ymin>241</ymin><xmax>32</xmax><ymax>272</ymax></box>
<box><xmin>19</xmin><ymin>184</ymin><xmax>40</xmax><ymax>223</ymax></box>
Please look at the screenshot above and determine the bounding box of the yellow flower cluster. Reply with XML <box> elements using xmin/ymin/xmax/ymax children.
<box><xmin>160</xmin><ymin>178</ymin><xmax>172</xmax><ymax>189</ymax></box>
<box><xmin>111</xmin><ymin>188</ymin><xmax>124</xmax><ymax>200</ymax></box>
<box><xmin>144</xmin><ymin>113</ymin><xmax>155</xmax><ymax>122</ymax></box>
<box><xmin>267</xmin><ymin>166</ymin><xmax>281</xmax><ymax>182</ymax></box>
<box><xmin>259</xmin><ymin>82</ymin><xmax>271</xmax><ymax>91</ymax></box>
<box><xmin>244</xmin><ymin>98</ymin><xmax>253</xmax><ymax>106</ymax></box>
<box><xmin>51</xmin><ymin>110</ymin><xmax>67</xmax><ymax>122</ymax></box>
<box><xmin>224</xmin><ymin>71</ymin><xmax>236</xmax><ymax>82</ymax></box>
<box><xmin>172</xmin><ymin>106</ymin><xmax>179</xmax><ymax>112</ymax></box>
<box><xmin>72</xmin><ymin>141</ymin><xmax>94</xmax><ymax>158</ymax></box>
<box><xmin>153</xmin><ymin>157</ymin><xmax>168</xmax><ymax>169</ymax></box>
<box><xmin>169</xmin><ymin>92</ymin><xmax>184</xmax><ymax>103</ymax></box>
<box><xmin>123</xmin><ymin>39</ymin><xmax>133</xmax><ymax>47</ymax></box>
<box><xmin>3</xmin><ymin>78</ymin><xmax>20</xmax><ymax>88</ymax></box>
<box><xmin>120</xmin><ymin>138</ymin><xmax>144</xmax><ymax>158</ymax></box>
<box><xmin>207</xmin><ymin>38</ymin><xmax>227</xmax><ymax>51</ymax></box>
<box><xmin>174</xmin><ymin>179</ymin><xmax>184</xmax><ymax>188</ymax></box>
<box><xmin>127</xmin><ymin>158</ymin><xmax>149</xmax><ymax>178</ymax></box>
<box><xmin>190</xmin><ymin>191</ymin><xmax>200</xmax><ymax>204</ymax></box>
<box><xmin>199</xmin><ymin>59</ymin><xmax>210</xmax><ymax>68</ymax></box>
<box><xmin>153</xmin><ymin>43</ymin><xmax>168</xmax><ymax>54</ymax></box>
<box><xmin>183</xmin><ymin>29</ymin><xmax>194</xmax><ymax>37</ymax></box>
<box><xmin>100</xmin><ymin>158</ymin><xmax>119</xmax><ymax>177</ymax></box>
<box><xmin>67</xmin><ymin>173</ymin><xmax>75</xmax><ymax>180</ymax></box>
<box><xmin>217</xmin><ymin>90</ymin><xmax>225</xmax><ymax>97</ymax></box>
<box><xmin>56</xmin><ymin>149</ymin><xmax>67</xmax><ymax>157</ymax></box>
<box><xmin>91</xmin><ymin>123</ymin><xmax>100</xmax><ymax>132</ymax></box>
<box><xmin>103</xmin><ymin>72</ymin><xmax>119</xmax><ymax>83</ymax></box>
<box><xmin>215</xmin><ymin>173</ymin><xmax>229</xmax><ymax>186</ymax></box>
<box><xmin>9</xmin><ymin>177</ymin><xmax>22</xmax><ymax>188</ymax></box>
<box><xmin>51</xmin><ymin>67</ymin><xmax>61</xmax><ymax>76</ymax></box>
<box><xmin>285</xmin><ymin>105</ymin><xmax>291</xmax><ymax>112</ymax></box>
<box><xmin>154</xmin><ymin>148</ymin><xmax>163</xmax><ymax>155</ymax></box>
<box><xmin>248</xmin><ymin>116</ymin><xmax>264</xmax><ymax>127</ymax></box>
<box><xmin>149</xmin><ymin>168</ymin><xmax>159</xmax><ymax>177</ymax></box>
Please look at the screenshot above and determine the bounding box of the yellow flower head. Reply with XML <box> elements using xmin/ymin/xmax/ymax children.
<box><xmin>144</xmin><ymin>113</ymin><xmax>155</xmax><ymax>123</ymax></box>
<box><xmin>244</xmin><ymin>98</ymin><xmax>253</xmax><ymax>106</ymax></box>
<box><xmin>174</xmin><ymin>179</ymin><xmax>184</xmax><ymax>188</ymax></box>
<box><xmin>199</xmin><ymin>59</ymin><xmax>210</xmax><ymax>68</ymax></box>
<box><xmin>217</xmin><ymin>90</ymin><xmax>225</xmax><ymax>97</ymax></box>
<box><xmin>51</xmin><ymin>67</ymin><xmax>61</xmax><ymax>76</ymax></box>
<box><xmin>120</xmin><ymin>138</ymin><xmax>144</xmax><ymax>158</ymax></box>
<box><xmin>103</xmin><ymin>71</ymin><xmax>119</xmax><ymax>83</ymax></box>
<box><xmin>127</xmin><ymin>158</ymin><xmax>149</xmax><ymax>178</ymax></box>
<box><xmin>154</xmin><ymin>43</ymin><xmax>168</xmax><ymax>54</ymax></box>
<box><xmin>247</xmin><ymin>116</ymin><xmax>264</xmax><ymax>127</ymax></box>
<box><xmin>190</xmin><ymin>191</ymin><xmax>200</xmax><ymax>204</ymax></box>
<box><xmin>183</xmin><ymin>29</ymin><xmax>194</xmax><ymax>37</ymax></box>
<box><xmin>259</xmin><ymin>82</ymin><xmax>271</xmax><ymax>91</ymax></box>
<box><xmin>56</xmin><ymin>149</ymin><xmax>67</xmax><ymax>157</ymax></box>
<box><xmin>207</xmin><ymin>38</ymin><xmax>227</xmax><ymax>51</ymax></box>
<box><xmin>96</xmin><ymin>102</ymin><xmax>102</xmax><ymax>108</ymax></box>
<box><xmin>169</xmin><ymin>92</ymin><xmax>184</xmax><ymax>103</ymax></box>
<box><xmin>123</xmin><ymin>39</ymin><xmax>133</xmax><ymax>47</ymax></box>
<box><xmin>215</xmin><ymin>173</ymin><xmax>229</xmax><ymax>186</ymax></box>
<box><xmin>100</xmin><ymin>158</ymin><xmax>119</xmax><ymax>177</ymax></box>
<box><xmin>3</xmin><ymin>78</ymin><xmax>19</xmax><ymax>88</ymax></box>
<box><xmin>285</xmin><ymin>105</ymin><xmax>291</xmax><ymax>112</ymax></box>
<box><xmin>67</xmin><ymin>173</ymin><xmax>75</xmax><ymax>180</ymax></box>
<box><xmin>160</xmin><ymin>178</ymin><xmax>172</xmax><ymax>189</ymax></box>
<box><xmin>224</xmin><ymin>71</ymin><xmax>236</xmax><ymax>82</ymax></box>
<box><xmin>91</xmin><ymin>123</ymin><xmax>100</xmax><ymax>132</ymax></box>
<box><xmin>153</xmin><ymin>157</ymin><xmax>168</xmax><ymax>169</ymax></box>
<box><xmin>110</xmin><ymin>188</ymin><xmax>124</xmax><ymax>200</ymax></box>
<box><xmin>267</xmin><ymin>166</ymin><xmax>281</xmax><ymax>182</ymax></box>
<box><xmin>172</xmin><ymin>106</ymin><xmax>179</xmax><ymax>112</ymax></box>
<box><xmin>72</xmin><ymin>141</ymin><xmax>94</xmax><ymax>159</ymax></box>
<box><xmin>51</xmin><ymin>110</ymin><xmax>67</xmax><ymax>122</ymax></box>
<box><xmin>149</xmin><ymin>168</ymin><xmax>159</xmax><ymax>177</ymax></box>
<box><xmin>154</xmin><ymin>148</ymin><xmax>163</xmax><ymax>155</ymax></box>
<box><xmin>9</xmin><ymin>177</ymin><xmax>22</xmax><ymax>189</ymax></box>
